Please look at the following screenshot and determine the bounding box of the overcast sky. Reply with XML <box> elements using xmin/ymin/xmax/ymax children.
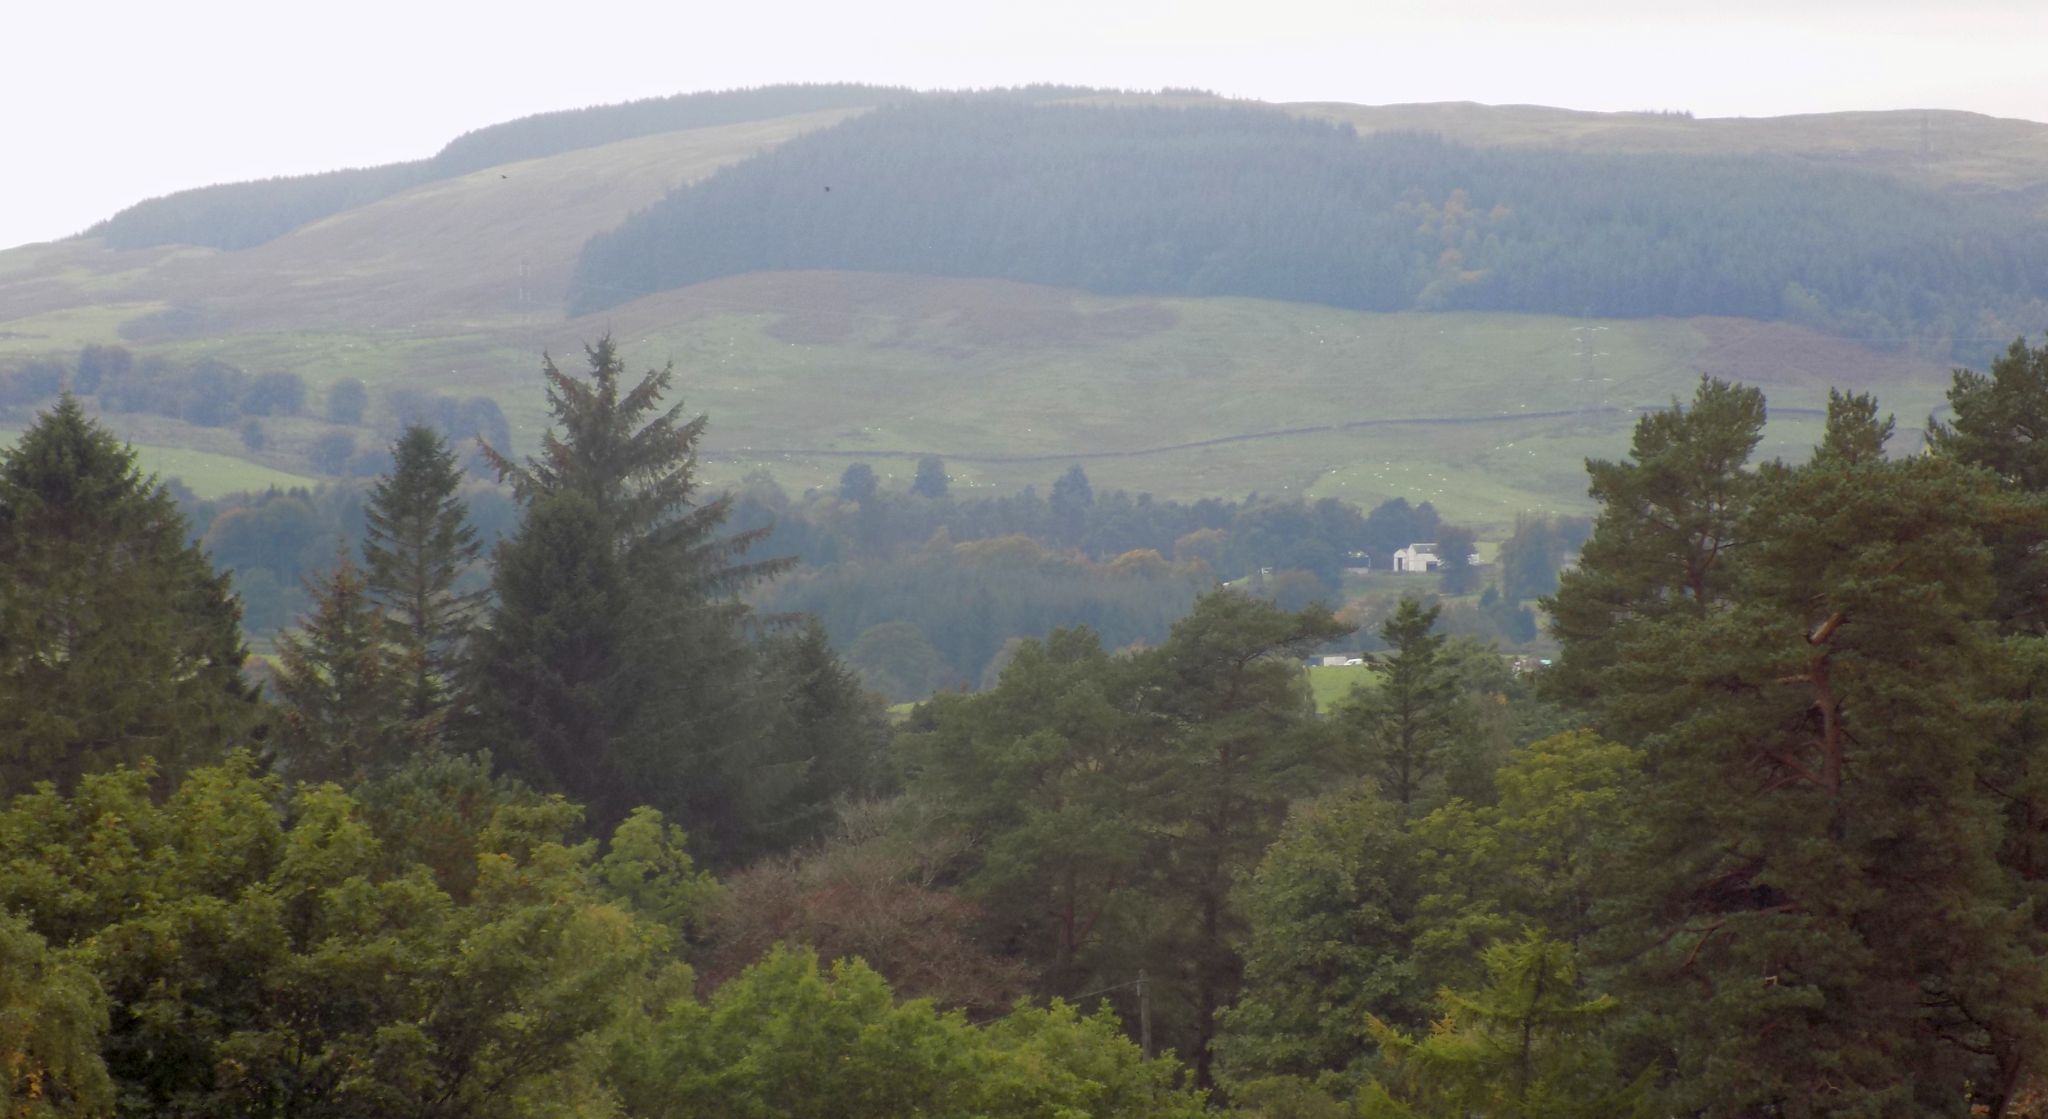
<box><xmin>6</xmin><ymin>0</ymin><xmax>2044</xmax><ymax>252</ymax></box>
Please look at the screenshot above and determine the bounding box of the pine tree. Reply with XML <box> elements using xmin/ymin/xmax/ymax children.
<box><xmin>271</xmin><ymin>554</ymin><xmax>416</xmax><ymax>785</ymax></box>
<box><xmin>1565</xmin><ymin>387</ymin><xmax>2048</xmax><ymax>1115</ymax></box>
<box><xmin>1126</xmin><ymin>591</ymin><xmax>1350</xmax><ymax>1088</ymax></box>
<box><xmin>362</xmin><ymin>424</ymin><xmax>483</xmax><ymax>724</ymax></box>
<box><xmin>1544</xmin><ymin>376</ymin><xmax>1765</xmax><ymax>720</ymax></box>
<box><xmin>1926</xmin><ymin>335</ymin><xmax>2048</xmax><ymax>632</ymax></box>
<box><xmin>1926</xmin><ymin>335</ymin><xmax>2048</xmax><ymax>490</ymax></box>
<box><xmin>0</xmin><ymin>396</ymin><xmax>255</xmax><ymax>793</ymax></box>
<box><xmin>898</xmin><ymin>627</ymin><xmax>1143</xmax><ymax>992</ymax></box>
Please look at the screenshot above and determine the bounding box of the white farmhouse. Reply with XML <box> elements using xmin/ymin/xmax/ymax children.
<box><xmin>1392</xmin><ymin>543</ymin><xmax>1440</xmax><ymax>573</ymax></box>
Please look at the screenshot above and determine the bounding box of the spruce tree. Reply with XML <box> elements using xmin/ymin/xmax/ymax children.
<box><xmin>472</xmin><ymin>337</ymin><xmax>794</xmax><ymax>853</ymax></box>
<box><xmin>271</xmin><ymin>554</ymin><xmax>416</xmax><ymax>785</ymax></box>
<box><xmin>470</xmin><ymin>490</ymin><xmax>635</xmax><ymax>816</ymax></box>
<box><xmin>362</xmin><ymin>424</ymin><xmax>483</xmax><ymax>724</ymax></box>
<box><xmin>1336</xmin><ymin>598</ymin><xmax>1459</xmax><ymax>816</ymax></box>
<box><xmin>0</xmin><ymin>396</ymin><xmax>255</xmax><ymax>793</ymax></box>
<box><xmin>743</xmin><ymin>620</ymin><xmax>888</xmax><ymax>857</ymax></box>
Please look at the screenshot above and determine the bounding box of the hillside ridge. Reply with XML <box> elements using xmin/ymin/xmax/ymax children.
<box><xmin>0</xmin><ymin>92</ymin><xmax>2011</xmax><ymax>521</ymax></box>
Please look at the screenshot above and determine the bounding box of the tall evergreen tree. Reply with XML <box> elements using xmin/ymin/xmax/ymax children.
<box><xmin>1543</xmin><ymin>376</ymin><xmax>1765</xmax><ymax>718</ymax></box>
<box><xmin>472</xmin><ymin>338</ymin><xmax>793</xmax><ymax>854</ymax></box>
<box><xmin>1126</xmin><ymin>591</ymin><xmax>1349</xmax><ymax>1088</ymax></box>
<box><xmin>1927</xmin><ymin>335</ymin><xmax>2048</xmax><ymax>490</ymax></box>
<box><xmin>0</xmin><ymin>396</ymin><xmax>255</xmax><ymax>793</ymax></box>
<box><xmin>1562</xmin><ymin>388</ymin><xmax>2048</xmax><ymax>1116</ymax></box>
<box><xmin>469</xmin><ymin>491</ymin><xmax>633</xmax><ymax>812</ymax></box>
<box><xmin>1499</xmin><ymin>515</ymin><xmax>1560</xmax><ymax>605</ymax></box>
<box><xmin>271</xmin><ymin>554</ymin><xmax>416</xmax><ymax>785</ymax></box>
<box><xmin>1926</xmin><ymin>335</ymin><xmax>2048</xmax><ymax>632</ymax></box>
<box><xmin>1336</xmin><ymin>599</ymin><xmax>1460</xmax><ymax>816</ymax></box>
<box><xmin>362</xmin><ymin>424</ymin><xmax>483</xmax><ymax>724</ymax></box>
<box><xmin>838</xmin><ymin>462</ymin><xmax>878</xmax><ymax>504</ymax></box>
<box><xmin>742</xmin><ymin>620</ymin><xmax>889</xmax><ymax>857</ymax></box>
<box><xmin>1216</xmin><ymin>784</ymin><xmax>1426</xmax><ymax>1084</ymax></box>
<box><xmin>1435</xmin><ymin>525</ymin><xmax>1480</xmax><ymax>595</ymax></box>
<box><xmin>900</xmin><ymin>591</ymin><xmax>1345</xmax><ymax>1087</ymax></box>
<box><xmin>1050</xmin><ymin>464</ymin><xmax>1094</xmax><ymax>545</ymax></box>
<box><xmin>898</xmin><ymin>627</ymin><xmax>1143</xmax><ymax>992</ymax></box>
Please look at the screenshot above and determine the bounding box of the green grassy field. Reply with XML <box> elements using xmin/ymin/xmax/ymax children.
<box><xmin>129</xmin><ymin>445</ymin><xmax>319</xmax><ymax>498</ymax></box>
<box><xmin>0</xmin><ymin>423</ymin><xmax>318</xmax><ymax>499</ymax></box>
<box><xmin>1308</xmin><ymin>664</ymin><xmax>1378</xmax><ymax>713</ymax></box>
<box><xmin>1</xmin><ymin>282</ymin><xmax>1951</xmax><ymax>530</ymax></box>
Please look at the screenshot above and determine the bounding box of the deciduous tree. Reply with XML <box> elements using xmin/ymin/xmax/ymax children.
<box><xmin>0</xmin><ymin>756</ymin><xmax>671</xmax><ymax>1119</ymax></box>
<box><xmin>0</xmin><ymin>910</ymin><xmax>110</xmax><ymax>1119</ymax></box>
<box><xmin>1360</xmin><ymin>933</ymin><xmax>1652</xmax><ymax>1119</ymax></box>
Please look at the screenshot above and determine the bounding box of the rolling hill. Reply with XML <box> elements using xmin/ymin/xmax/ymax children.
<box><xmin>1</xmin><ymin>86</ymin><xmax>2035</xmax><ymax>527</ymax></box>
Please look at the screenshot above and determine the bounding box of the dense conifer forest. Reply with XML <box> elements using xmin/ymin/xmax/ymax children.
<box><xmin>8</xmin><ymin>334</ymin><xmax>2048</xmax><ymax>1116</ymax></box>
<box><xmin>572</xmin><ymin>101</ymin><xmax>2048</xmax><ymax>354</ymax></box>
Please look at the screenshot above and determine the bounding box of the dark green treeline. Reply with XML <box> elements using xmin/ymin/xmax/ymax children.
<box><xmin>9</xmin><ymin>338</ymin><xmax>2048</xmax><ymax>1117</ymax></box>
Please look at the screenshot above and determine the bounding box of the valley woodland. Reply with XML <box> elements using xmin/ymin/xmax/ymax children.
<box><xmin>5</xmin><ymin>335</ymin><xmax>2048</xmax><ymax>1117</ymax></box>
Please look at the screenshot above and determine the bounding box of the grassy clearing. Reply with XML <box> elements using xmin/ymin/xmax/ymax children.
<box><xmin>0</xmin><ymin>302</ymin><xmax>169</xmax><ymax>359</ymax></box>
<box><xmin>130</xmin><ymin>445</ymin><xmax>319</xmax><ymax>498</ymax></box>
<box><xmin>1308</xmin><ymin>664</ymin><xmax>1379</xmax><ymax>713</ymax></box>
<box><xmin>0</xmin><ymin>423</ymin><xmax>316</xmax><ymax>499</ymax></box>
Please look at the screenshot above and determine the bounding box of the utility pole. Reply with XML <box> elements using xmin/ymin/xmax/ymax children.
<box><xmin>1138</xmin><ymin>968</ymin><xmax>1154</xmax><ymax>1059</ymax></box>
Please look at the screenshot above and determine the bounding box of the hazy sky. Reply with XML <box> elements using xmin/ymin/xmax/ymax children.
<box><xmin>7</xmin><ymin>0</ymin><xmax>2044</xmax><ymax>252</ymax></box>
